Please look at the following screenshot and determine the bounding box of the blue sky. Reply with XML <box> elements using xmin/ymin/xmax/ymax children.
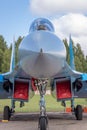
<box><xmin>0</xmin><ymin>0</ymin><xmax>34</xmax><ymax>46</ymax></box>
<box><xmin>0</xmin><ymin>0</ymin><xmax>87</xmax><ymax>55</ymax></box>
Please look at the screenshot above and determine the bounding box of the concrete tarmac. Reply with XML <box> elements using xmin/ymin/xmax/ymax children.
<box><xmin>0</xmin><ymin>112</ymin><xmax>87</xmax><ymax>130</ymax></box>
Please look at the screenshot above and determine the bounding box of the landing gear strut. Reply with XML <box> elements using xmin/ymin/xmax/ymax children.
<box><xmin>35</xmin><ymin>79</ymin><xmax>48</xmax><ymax>130</ymax></box>
<box><xmin>38</xmin><ymin>94</ymin><xmax>48</xmax><ymax>130</ymax></box>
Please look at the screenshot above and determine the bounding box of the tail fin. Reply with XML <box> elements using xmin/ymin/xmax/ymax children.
<box><xmin>10</xmin><ymin>37</ymin><xmax>15</xmax><ymax>72</ymax></box>
<box><xmin>69</xmin><ymin>34</ymin><xmax>75</xmax><ymax>70</ymax></box>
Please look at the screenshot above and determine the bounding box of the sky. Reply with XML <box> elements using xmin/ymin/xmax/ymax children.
<box><xmin>0</xmin><ymin>0</ymin><xmax>87</xmax><ymax>55</ymax></box>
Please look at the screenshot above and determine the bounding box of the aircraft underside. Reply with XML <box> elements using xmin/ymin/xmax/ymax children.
<box><xmin>0</xmin><ymin>76</ymin><xmax>84</xmax><ymax>130</ymax></box>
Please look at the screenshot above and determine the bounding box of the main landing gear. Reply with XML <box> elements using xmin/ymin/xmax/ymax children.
<box><xmin>71</xmin><ymin>99</ymin><xmax>83</xmax><ymax>120</ymax></box>
<box><xmin>3</xmin><ymin>106</ymin><xmax>11</xmax><ymax>120</ymax></box>
<box><xmin>3</xmin><ymin>100</ymin><xmax>15</xmax><ymax>121</ymax></box>
<box><xmin>75</xmin><ymin>105</ymin><xmax>83</xmax><ymax>120</ymax></box>
<box><xmin>3</xmin><ymin>100</ymin><xmax>25</xmax><ymax>121</ymax></box>
<box><xmin>35</xmin><ymin>79</ymin><xmax>48</xmax><ymax>130</ymax></box>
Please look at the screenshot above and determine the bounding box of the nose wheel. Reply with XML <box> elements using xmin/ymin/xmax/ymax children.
<box><xmin>39</xmin><ymin>116</ymin><xmax>48</xmax><ymax>130</ymax></box>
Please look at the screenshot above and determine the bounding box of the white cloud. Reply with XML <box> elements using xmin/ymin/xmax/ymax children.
<box><xmin>52</xmin><ymin>13</ymin><xmax>87</xmax><ymax>55</ymax></box>
<box><xmin>30</xmin><ymin>0</ymin><xmax>87</xmax><ymax>15</ymax></box>
<box><xmin>29</xmin><ymin>0</ymin><xmax>87</xmax><ymax>55</ymax></box>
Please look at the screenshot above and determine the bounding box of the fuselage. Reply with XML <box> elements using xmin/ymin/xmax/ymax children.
<box><xmin>18</xmin><ymin>18</ymin><xmax>66</xmax><ymax>78</ymax></box>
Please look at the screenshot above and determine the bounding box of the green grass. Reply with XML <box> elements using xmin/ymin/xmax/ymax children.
<box><xmin>0</xmin><ymin>95</ymin><xmax>87</xmax><ymax>113</ymax></box>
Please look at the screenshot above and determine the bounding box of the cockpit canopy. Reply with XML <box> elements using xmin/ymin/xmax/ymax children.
<box><xmin>29</xmin><ymin>18</ymin><xmax>54</xmax><ymax>33</ymax></box>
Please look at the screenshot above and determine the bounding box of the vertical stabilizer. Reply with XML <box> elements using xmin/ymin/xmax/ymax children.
<box><xmin>69</xmin><ymin>34</ymin><xmax>75</xmax><ymax>70</ymax></box>
<box><xmin>10</xmin><ymin>37</ymin><xmax>15</xmax><ymax>72</ymax></box>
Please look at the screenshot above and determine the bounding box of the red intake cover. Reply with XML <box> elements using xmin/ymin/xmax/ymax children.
<box><xmin>56</xmin><ymin>80</ymin><xmax>72</xmax><ymax>99</ymax></box>
<box><xmin>13</xmin><ymin>81</ymin><xmax>29</xmax><ymax>100</ymax></box>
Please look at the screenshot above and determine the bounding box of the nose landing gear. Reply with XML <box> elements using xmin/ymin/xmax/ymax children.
<box><xmin>35</xmin><ymin>79</ymin><xmax>48</xmax><ymax>130</ymax></box>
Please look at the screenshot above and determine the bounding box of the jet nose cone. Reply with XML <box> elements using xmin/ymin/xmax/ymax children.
<box><xmin>19</xmin><ymin>30</ymin><xmax>66</xmax><ymax>78</ymax></box>
<box><xmin>19</xmin><ymin>31</ymin><xmax>66</xmax><ymax>60</ymax></box>
<box><xmin>20</xmin><ymin>51</ymin><xmax>65</xmax><ymax>78</ymax></box>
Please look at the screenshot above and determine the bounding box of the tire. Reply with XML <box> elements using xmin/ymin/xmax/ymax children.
<box><xmin>75</xmin><ymin>105</ymin><xmax>83</xmax><ymax>120</ymax></box>
<box><xmin>3</xmin><ymin>106</ymin><xmax>11</xmax><ymax>120</ymax></box>
<box><xmin>40</xmin><ymin>117</ymin><xmax>47</xmax><ymax>130</ymax></box>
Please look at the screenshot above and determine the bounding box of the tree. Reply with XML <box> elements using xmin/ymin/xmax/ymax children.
<box><xmin>63</xmin><ymin>38</ymin><xmax>87</xmax><ymax>72</ymax></box>
<box><xmin>0</xmin><ymin>36</ymin><xmax>23</xmax><ymax>73</ymax></box>
<box><xmin>0</xmin><ymin>35</ymin><xmax>8</xmax><ymax>73</ymax></box>
<box><xmin>74</xmin><ymin>43</ymin><xmax>87</xmax><ymax>72</ymax></box>
<box><xmin>0</xmin><ymin>49</ymin><xmax>3</xmax><ymax>72</ymax></box>
<box><xmin>1</xmin><ymin>49</ymin><xmax>11</xmax><ymax>73</ymax></box>
<box><xmin>0</xmin><ymin>35</ymin><xmax>7</xmax><ymax>51</ymax></box>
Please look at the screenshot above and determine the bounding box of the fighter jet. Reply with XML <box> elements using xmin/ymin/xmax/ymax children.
<box><xmin>0</xmin><ymin>18</ymin><xmax>87</xmax><ymax>130</ymax></box>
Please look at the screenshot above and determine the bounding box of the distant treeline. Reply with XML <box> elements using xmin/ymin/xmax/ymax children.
<box><xmin>0</xmin><ymin>35</ymin><xmax>87</xmax><ymax>73</ymax></box>
<box><xmin>63</xmin><ymin>39</ymin><xmax>87</xmax><ymax>72</ymax></box>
